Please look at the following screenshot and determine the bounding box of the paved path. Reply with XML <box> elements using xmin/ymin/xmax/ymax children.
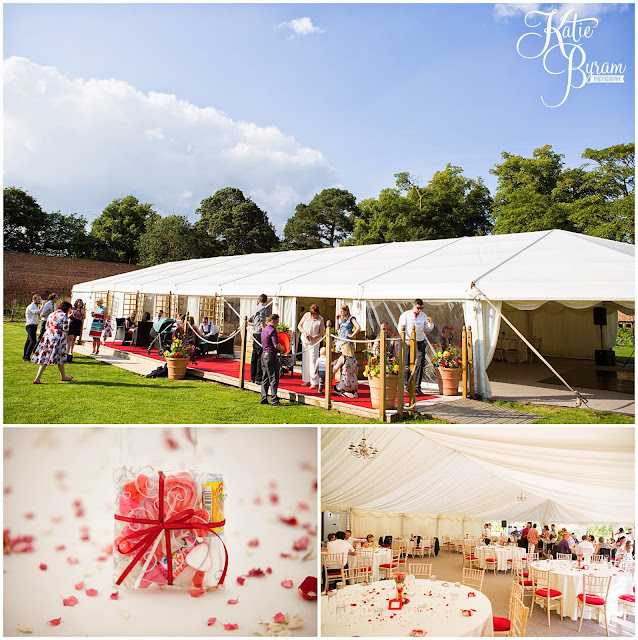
<box><xmin>416</xmin><ymin>397</ymin><xmax>541</xmax><ymax>424</ymax></box>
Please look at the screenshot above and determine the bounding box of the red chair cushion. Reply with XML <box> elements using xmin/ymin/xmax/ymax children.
<box><xmin>578</xmin><ymin>594</ymin><xmax>605</xmax><ymax>605</ymax></box>
<box><xmin>523</xmin><ymin>573</ymin><xmax>529</xmax><ymax>577</ymax></box>
<box><xmin>619</xmin><ymin>594</ymin><xmax>635</xmax><ymax>603</ymax></box>
<box><xmin>519</xmin><ymin>580</ymin><xmax>534</xmax><ymax>586</ymax></box>
<box><xmin>327</xmin><ymin>570</ymin><xmax>342</xmax><ymax>575</ymax></box>
<box><xmin>536</xmin><ymin>588</ymin><xmax>562</xmax><ymax>598</ymax></box>
<box><xmin>359</xmin><ymin>566</ymin><xmax>373</xmax><ymax>571</ymax></box>
<box><xmin>492</xmin><ymin>617</ymin><xmax>511</xmax><ymax>632</ymax></box>
<box><xmin>465</xmin><ymin>555</ymin><xmax>478</xmax><ymax>560</ymax></box>
<box><xmin>379</xmin><ymin>563</ymin><xmax>398</xmax><ymax>568</ymax></box>
<box><xmin>486</xmin><ymin>558</ymin><xmax>498</xmax><ymax>562</ymax></box>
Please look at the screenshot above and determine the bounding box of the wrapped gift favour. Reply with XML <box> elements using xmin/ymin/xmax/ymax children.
<box><xmin>113</xmin><ymin>468</ymin><xmax>227</xmax><ymax>590</ymax></box>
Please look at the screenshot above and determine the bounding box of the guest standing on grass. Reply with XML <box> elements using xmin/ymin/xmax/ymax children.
<box><xmin>89</xmin><ymin>299</ymin><xmax>106</xmax><ymax>355</ymax></box>
<box><xmin>66</xmin><ymin>299</ymin><xmax>86</xmax><ymax>361</ymax></box>
<box><xmin>23</xmin><ymin>294</ymin><xmax>42</xmax><ymax>362</ymax></box>
<box><xmin>260</xmin><ymin>314</ymin><xmax>284</xmax><ymax>406</ymax></box>
<box><xmin>31</xmin><ymin>301</ymin><xmax>74</xmax><ymax>384</ymax></box>
<box><xmin>298</xmin><ymin>304</ymin><xmax>324</xmax><ymax>389</ymax></box>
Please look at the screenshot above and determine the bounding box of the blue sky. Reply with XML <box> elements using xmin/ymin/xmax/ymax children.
<box><xmin>3</xmin><ymin>2</ymin><xmax>635</xmax><ymax>232</ymax></box>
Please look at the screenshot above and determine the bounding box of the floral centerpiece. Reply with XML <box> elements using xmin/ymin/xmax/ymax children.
<box><xmin>364</xmin><ymin>338</ymin><xmax>400</xmax><ymax>409</ymax></box>
<box><xmin>393</xmin><ymin>572</ymin><xmax>407</xmax><ymax>603</ymax></box>
<box><xmin>166</xmin><ymin>336</ymin><xmax>197</xmax><ymax>361</ymax></box>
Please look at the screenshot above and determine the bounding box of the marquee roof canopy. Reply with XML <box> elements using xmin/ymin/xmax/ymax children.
<box><xmin>73</xmin><ymin>230</ymin><xmax>634</xmax><ymax>304</ymax></box>
<box><xmin>321</xmin><ymin>427</ymin><xmax>635</xmax><ymax>524</ymax></box>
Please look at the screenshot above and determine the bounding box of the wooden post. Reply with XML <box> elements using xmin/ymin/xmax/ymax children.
<box><xmin>380</xmin><ymin>323</ymin><xmax>387</xmax><ymax>423</ymax></box>
<box><xmin>239</xmin><ymin>315</ymin><xmax>248</xmax><ymax>390</ymax></box>
<box><xmin>409</xmin><ymin>326</ymin><xmax>416</xmax><ymax>407</ymax></box>
<box><xmin>397</xmin><ymin>330</ymin><xmax>405</xmax><ymax>420</ymax></box>
<box><xmin>462</xmin><ymin>326</ymin><xmax>468</xmax><ymax>398</ymax></box>
<box><xmin>467</xmin><ymin>326</ymin><xmax>475</xmax><ymax>399</ymax></box>
<box><xmin>325</xmin><ymin>321</ymin><xmax>333</xmax><ymax>410</ymax></box>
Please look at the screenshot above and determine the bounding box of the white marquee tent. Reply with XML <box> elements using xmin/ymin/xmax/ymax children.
<box><xmin>72</xmin><ymin>230</ymin><xmax>634</xmax><ymax>397</ymax></box>
<box><xmin>321</xmin><ymin>427</ymin><xmax>635</xmax><ymax>539</ymax></box>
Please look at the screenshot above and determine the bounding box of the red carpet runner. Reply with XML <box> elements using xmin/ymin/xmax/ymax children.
<box><xmin>104</xmin><ymin>341</ymin><xmax>438</xmax><ymax>410</ymax></box>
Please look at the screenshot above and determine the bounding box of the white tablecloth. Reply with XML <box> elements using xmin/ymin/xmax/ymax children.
<box><xmin>529</xmin><ymin>559</ymin><xmax>634</xmax><ymax>621</ymax></box>
<box><xmin>369</xmin><ymin>548</ymin><xmax>392</xmax><ymax>582</ymax></box>
<box><xmin>322</xmin><ymin>579</ymin><xmax>493</xmax><ymax>637</ymax></box>
<box><xmin>476</xmin><ymin>546</ymin><xmax>514</xmax><ymax>572</ymax></box>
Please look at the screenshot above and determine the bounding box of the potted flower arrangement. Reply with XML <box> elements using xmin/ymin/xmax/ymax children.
<box><xmin>276</xmin><ymin>323</ymin><xmax>292</xmax><ymax>335</ymax></box>
<box><xmin>363</xmin><ymin>339</ymin><xmax>400</xmax><ymax>409</ymax></box>
<box><xmin>164</xmin><ymin>334</ymin><xmax>196</xmax><ymax>380</ymax></box>
<box><xmin>428</xmin><ymin>326</ymin><xmax>463</xmax><ymax>396</ymax></box>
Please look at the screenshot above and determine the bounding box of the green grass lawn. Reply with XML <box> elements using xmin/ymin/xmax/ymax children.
<box><xmin>614</xmin><ymin>345</ymin><xmax>635</xmax><ymax>365</ymax></box>
<box><xmin>488</xmin><ymin>400</ymin><xmax>634</xmax><ymax>424</ymax></box>
<box><xmin>4</xmin><ymin>323</ymin><xmax>447</xmax><ymax>424</ymax></box>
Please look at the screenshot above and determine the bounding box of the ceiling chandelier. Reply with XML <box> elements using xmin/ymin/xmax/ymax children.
<box><xmin>516</xmin><ymin>490</ymin><xmax>526</xmax><ymax>502</ymax></box>
<box><xmin>348</xmin><ymin>428</ymin><xmax>379</xmax><ymax>460</ymax></box>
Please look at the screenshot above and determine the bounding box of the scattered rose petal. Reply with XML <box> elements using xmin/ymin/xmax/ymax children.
<box><xmin>75</xmin><ymin>582</ymin><xmax>84</xmax><ymax>590</ymax></box>
<box><xmin>190</xmin><ymin>589</ymin><xmax>205</xmax><ymax>598</ymax></box>
<box><xmin>236</xmin><ymin>576</ymin><xmax>245</xmax><ymax>585</ymax></box>
<box><xmin>300</xmin><ymin>461</ymin><xmax>312</xmax><ymax>470</ymax></box>
<box><xmin>293</xmin><ymin>536</ymin><xmax>310</xmax><ymax>551</ymax></box>
<box><xmin>39</xmin><ymin>563</ymin><xmax>47</xmax><ymax>570</ymax></box>
<box><xmin>86</xmin><ymin>589</ymin><xmax>98</xmax><ymax>597</ymax></box>
<box><xmin>273</xmin><ymin>612</ymin><xmax>286</xmax><ymax>624</ymax></box>
<box><xmin>248</xmin><ymin>568</ymin><xmax>265</xmax><ymax>577</ymax></box>
<box><xmin>62</xmin><ymin>596</ymin><xmax>79</xmax><ymax>606</ymax></box>
<box><xmin>298</xmin><ymin>502</ymin><xmax>309</xmax><ymax>510</ymax></box>
<box><xmin>312</xmin><ymin>480</ymin><xmax>317</xmax><ymax>491</ymax></box>
<box><xmin>24</xmin><ymin>513</ymin><xmax>34</xmax><ymax>520</ymax></box>
<box><xmin>16</xmin><ymin>624</ymin><xmax>32</xmax><ymax>634</ymax></box>
<box><xmin>47</xmin><ymin>618</ymin><xmax>61</xmax><ymax>626</ymax></box>
<box><xmin>110</xmin><ymin>592</ymin><xmax>119</xmax><ymax>600</ymax></box>
<box><xmin>67</xmin><ymin>557</ymin><xmax>79</xmax><ymax>564</ymax></box>
<box><xmin>227</xmin><ymin>598</ymin><xmax>239</xmax><ymax>604</ymax></box>
<box><xmin>51</xmin><ymin>516</ymin><xmax>63</xmax><ymax>523</ymax></box>
<box><xmin>269</xmin><ymin>493</ymin><xmax>279</xmax><ymax>504</ymax></box>
<box><xmin>4</xmin><ymin>487</ymin><xmax>11</xmax><ymax>495</ymax></box>
<box><xmin>97</xmin><ymin>556</ymin><xmax>108</xmax><ymax>562</ymax></box>
<box><xmin>207</xmin><ymin>618</ymin><xmax>217</xmax><ymax>626</ymax></box>
<box><xmin>279</xmin><ymin>516</ymin><xmax>298</xmax><ymax>526</ymax></box>
<box><xmin>253</xmin><ymin>497</ymin><xmax>262</xmax><ymax>505</ymax></box>
<box><xmin>55</xmin><ymin>545</ymin><xmax>65</xmax><ymax>551</ymax></box>
<box><xmin>224</xmin><ymin>623</ymin><xmax>239</xmax><ymax>630</ymax></box>
<box><xmin>266</xmin><ymin>567</ymin><xmax>272</xmax><ymax>574</ymax></box>
<box><xmin>281</xmin><ymin>580</ymin><xmax>294</xmax><ymax>589</ymax></box>
<box><xmin>120</xmin><ymin>608</ymin><xmax>129</xmax><ymax>620</ymax></box>
<box><xmin>247</xmin><ymin>538</ymin><xmax>259</xmax><ymax>547</ymax></box>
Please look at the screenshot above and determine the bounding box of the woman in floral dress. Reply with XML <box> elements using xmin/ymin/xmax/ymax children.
<box><xmin>335</xmin><ymin>304</ymin><xmax>360</xmax><ymax>353</ymax></box>
<box><xmin>331</xmin><ymin>341</ymin><xmax>359</xmax><ymax>398</ymax></box>
<box><xmin>31</xmin><ymin>301</ymin><xmax>74</xmax><ymax>384</ymax></box>
<box><xmin>89</xmin><ymin>299</ymin><xmax>106</xmax><ymax>355</ymax></box>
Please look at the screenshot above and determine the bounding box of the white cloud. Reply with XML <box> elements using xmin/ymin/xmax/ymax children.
<box><xmin>277</xmin><ymin>17</ymin><xmax>323</xmax><ymax>39</ymax></box>
<box><xmin>493</xmin><ymin>2</ymin><xmax>629</xmax><ymax>22</ymax></box>
<box><xmin>3</xmin><ymin>57</ymin><xmax>338</xmax><ymax>231</ymax></box>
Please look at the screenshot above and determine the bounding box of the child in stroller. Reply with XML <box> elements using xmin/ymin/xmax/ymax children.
<box><xmin>277</xmin><ymin>331</ymin><xmax>295</xmax><ymax>376</ymax></box>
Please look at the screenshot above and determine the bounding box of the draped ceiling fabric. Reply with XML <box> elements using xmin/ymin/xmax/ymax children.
<box><xmin>321</xmin><ymin>427</ymin><xmax>635</xmax><ymax>525</ymax></box>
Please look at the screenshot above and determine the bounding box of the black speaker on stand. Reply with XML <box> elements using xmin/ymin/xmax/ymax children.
<box><xmin>593</xmin><ymin>307</ymin><xmax>616</xmax><ymax>366</ymax></box>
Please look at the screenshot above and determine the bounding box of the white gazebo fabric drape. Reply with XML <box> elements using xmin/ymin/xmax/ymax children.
<box><xmin>321</xmin><ymin>427</ymin><xmax>634</xmax><ymax>525</ymax></box>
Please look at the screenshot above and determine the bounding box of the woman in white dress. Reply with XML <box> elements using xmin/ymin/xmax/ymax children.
<box><xmin>297</xmin><ymin>304</ymin><xmax>325</xmax><ymax>389</ymax></box>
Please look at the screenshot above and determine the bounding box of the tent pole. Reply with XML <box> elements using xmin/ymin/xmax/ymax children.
<box><xmin>471</xmin><ymin>284</ymin><xmax>597</xmax><ymax>416</ymax></box>
<box><xmin>462</xmin><ymin>326</ymin><xmax>468</xmax><ymax>398</ymax></box>
<box><xmin>397</xmin><ymin>330</ymin><xmax>405</xmax><ymax>420</ymax></box>
<box><xmin>380</xmin><ymin>323</ymin><xmax>387</xmax><ymax>423</ymax></box>
<box><xmin>239</xmin><ymin>316</ymin><xmax>248</xmax><ymax>390</ymax></box>
<box><xmin>325</xmin><ymin>322</ymin><xmax>333</xmax><ymax>411</ymax></box>
<box><xmin>467</xmin><ymin>326</ymin><xmax>475</xmax><ymax>399</ymax></box>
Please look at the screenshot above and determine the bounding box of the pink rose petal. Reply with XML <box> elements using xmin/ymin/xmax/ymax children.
<box><xmin>75</xmin><ymin>582</ymin><xmax>84</xmax><ymax>590</ymax></box>
<box><xmin>269</xmin><ymin>493</ymin><xmax>279</xmax><ymax>504</ymax></box>
<box><xmin>266</xmin><ymin>567</ymin><xmax>272</xmax><ymax>574</ymax></box>
<box><xmin>273</xmin><ymin>612</ymin><xmax>285</xmax><ymax>623</ymax></box>
<box><xmin>86</xmin><ymin>589</ymin><xmax>98</xmax><ymax>597</ymax></box>
<box><xmin>62</xmin><ymin>596</ymin><xmax>79</xmax><ymax>606</ymax></box>
<box><xmin>110</xmin><ymin>592</ymin><xmax>119</xmax><ymax>600</ymax></box>
<box><xmin>281</xmin><ymin>580</ymin><xmax>294</xmax><ymax>588</ymax></box>
<box><xmin>67</xmin><ymin>557</ymin><xmax>79</xmax><ymax>565</ymax></box>
<box><xmin>39</xmin><ymin>563</ymin><xmax>47</xmax><ymax>570</ymax></box>
<box><xmin>47</xmin><ymin>618</ymin><xmax>61</xmax><ymax>626</ymax></box>
<box><xmin>190</xmin><ymin>589</ymin><xmax>205</xmax><ymax>598</ymax></box>
<box><xmin>25</xmin><ymin>513</ymin><xmax>34</xmax><ymax>519</ymax></box>
<box><xmin>224</xmin><ymin>623</ymin><xmax>238</xmax><ymax>630</ymax></box>
<box><xmin>55</xmin><ymin>545</ymin><xmax>66</xmax><ymax>551</ymax></box>
<box><xmin>247</xmin><ymin>538</ymin><xmax>259</xmax><ymax>547</ymax></box>
<box><xmin>207</xmin><ymin>618</ymin><xmax>216</xmax><ymax>626</ymax></box>
<box><xmin>298</xmin><ymin>502</ymin><xmax>309</xmax><ymax>510</ymax></box>
<box><xmin>236</xmin><ymin>576</ymin><xmax>245</xmax><ymax>585</ymax></box>
<box><xmin>227</xmin><ymin>598</ymin><xmax>239</xmax><ymax>604</ymax></box>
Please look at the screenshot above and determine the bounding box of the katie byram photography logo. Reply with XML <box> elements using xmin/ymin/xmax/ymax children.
<box><xmin>517</xmin><ymin>9</ymin><xmax>626</xmax><ymax>107</ymax></box>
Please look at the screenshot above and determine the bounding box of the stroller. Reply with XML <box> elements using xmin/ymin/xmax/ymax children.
<box><xmin>147</xmin><ymin>318</ymin><xmax>175</xmax><ymax>357</ymax></box>
<box><xmin>277</xmin><ymin>331</ymin><xmax>295</xmax><ymax>376</ymax></box>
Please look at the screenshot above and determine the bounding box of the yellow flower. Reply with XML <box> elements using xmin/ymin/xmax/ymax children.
<box><xmin>443</xmin><ymin>351</ymin><xmax>449</xmax><ymax>358</ymax></box>
<box><xmin>437</xmin><ymin>351</ymin><xmax>442</xmax><ymax>358</ymax></box>
<box><xmin>393</xmin><ymin>364</ymin><xmax>399</xmax><ymax>373</ymax></box>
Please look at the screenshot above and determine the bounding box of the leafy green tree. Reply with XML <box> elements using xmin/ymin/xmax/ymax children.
<box><xmin>195</xmin><ymin>187</ymin><xmax>279</xmax><ymax>255</ymax></box>
<box><xmin>91</xmin><ymin>195</ymin><xmax>158</xmax><ymax>263</ymax></box>
<box><xmin>44</xmin><ymin>211</ymin><xmax>94</xmax><ymax>258</ymax></box>
<box><xmin>3</xmin><ymin>187</ymin><xmax>49</xmax><ymax>253</ymax></box>
<box><xmin>283</xmin><ymin>188</ymin><xmax>359</xmax><ymax>248</ymax></box>
<box><xmin>138</xmin><ymin>215</ymin><xmax>205</xmax><ymax>266</ymax></box>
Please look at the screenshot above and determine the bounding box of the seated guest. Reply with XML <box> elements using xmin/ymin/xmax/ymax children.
<box><xmin>575</xmin><ymin>535</ymin><xmax>595</xmax><ymax>558</ymax></box>
<box><xmin>332</xmin><ymin>341</ymin><xmax>359</xmax><ymax>398</ymax></box>
<box><xmin>327</xmin><ymin>531</ymin><xmax>356</xmax><ymax>569</ymax></box>
<box><xmin>124</xmin><ymin>311</ymin><xmax>137</xmax><ymax>343</ymax></box>
<box><xmin>554</xmin><ymin>532</ymin><xmax>573</xmax><ymax>557</ymax></box>
<box><xmin>199</xmin><ymin>316</ymin><xmax>219</xmax><ymax>337</ymax></box>
<box><xmin>344</xmin><ymin>530</ymin><xmax>353</xmax><ymax>542</ymax></box>
<box><xmin>141</xmin><ymin>311</ymin><xmax>151</xmax><ymax>322</ymax></box>
<box><xmin>154</xmin><ymin>309</ymin><xmax>164</xmax><ymax>323</ymax></box>
<box><xmin>327</xmin><ymin>533</ymin><xmax>336</xmax><ymax>543</ymax></box>
<box><xmin>617</xmin><ymin>540</ymin><xmax>633</xmax><ymax>565</ymax></box>
<box><xmin>363</xmin><ymin>534</ymin><xmax>377</xmax><ymax>548</ymax></box>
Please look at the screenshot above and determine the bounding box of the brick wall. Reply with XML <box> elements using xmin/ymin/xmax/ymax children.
<box><xmin>4</xmin><ymin>252</ymin><xmax>142</xmax><ymax>304</ymax></box>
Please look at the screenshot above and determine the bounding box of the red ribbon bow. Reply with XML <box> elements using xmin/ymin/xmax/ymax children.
<box><xmin>114</xmin><ymin>471</ymin><xmax>228</xmax><ymax>588</ymax></box>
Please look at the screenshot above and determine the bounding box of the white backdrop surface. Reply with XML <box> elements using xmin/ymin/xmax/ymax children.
<box><xmin>3</xmin><ymin>427</ymin><xmax>318</xmax><ymax>637</ymax></box>
<box><xmin>322</xmin><ymin>427</ymin><xmax>634</xmax><ymax>524</ymax></box>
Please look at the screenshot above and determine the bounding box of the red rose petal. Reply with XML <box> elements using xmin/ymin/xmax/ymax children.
<box><xmin>279</xmin><ymin>516</ymin><xmax>298</xmax><ymax>526</ymax></box>
<box><xmin>227</xmin><ymin>598</ymin><xmax>239</xmax><ymax>604</ymax></box>
<box><xmin>47</xmin><ymin>618</ymin><xmax>61</xmax><ymax>626</ymax></box>
<box><xmin>236</xmin><ymin>576</ymin><xmax>245</xmax><ymax>585</ymax></box>
<box><xmin>273</xmin><ymin>612</ymin><xmax>285</xmax><ymax>623</ymax></box>
<box><xmin>86</xmin><ymin>589</ymin><xmax>98</xmax><ymax>597</ymax></box>
<box><xmin>25</xmin><ymin>513</ymin><xmax>34</xmax><ymax>519</ymax></box>
<box><xmin>248</xmin><ymin>568</ymin><xmax>265</xmax><ymax>577</ymax></box>
<box><xmin>4</xmin><ymin>487</ymin><xmax>11</xmax><ymax>495</ymax></box>
<box><xmin>269</xmin><ymin>493</ymin><xmax>279</xmax><ymax>504</ymax></box>
<box><xmin>207</xmin><ymin>618</ymin><xmax>216</xmax><ymax>626</ymax></box>
<box><xmin>193</xmin><ymin>570</ymin><xmax>206</xmax><ymax>588</ymax></box>
<box><xmin>110</xmin><ymin>592</ymin><xmax>119</xmax><ymax>600</ymax></box>
<box><xmin>266</xmin><ymin>567</ymin><xmax>272</xmax><ymax>574</ymax></box>
<box><xmin>39</xmin><ymin>563</ymin><xmax>47</xmax><ymax>570</ymax></box>
<box><xmin>247</xmin><ymin>538</ymin><xmax>259</xmax><ymax>547</ymax></box>
<box><xmin>223</xmin><ymin>623</ymin><xmax>238</xmax><ymax>630</ymax></box>
<box><xmin>293</xmin><ymin>536</ymin><xmax>310</xmax><ymax>551</ymax></box>
<box><xmin>55</xmin><ymin>545</ymin><xmax>66</xmax><ymax>551</ymax></box>
<box><xmin>75</xmin><ymin>582</ymin><xmax>84</xmax><ymax>590</ymax></box>
<box><xmin>281</xmin><ymin>579</ymin><xmax>294</xmax><ymax>588</ymax></box>
<box><xmin>63</xmin><ymin>596</ymin><xmax>79</xmax><ymax>606</ymax></box>
<box><xmin>190</xmin><ymin>589</ymin><xmax>205</xmax><ymax>598</ymax></box>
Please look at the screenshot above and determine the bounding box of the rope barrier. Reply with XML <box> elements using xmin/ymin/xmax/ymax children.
<box><xmin>184</xmin><ymin>321</ymin><xmax>240</xmax><ymax>345</ymax></box>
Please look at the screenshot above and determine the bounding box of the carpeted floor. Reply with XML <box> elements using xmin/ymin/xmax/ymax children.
<box><xmin>399</xmin><ymin>551</ymin><xmax>635</xmax><ymax>637</ymax></box>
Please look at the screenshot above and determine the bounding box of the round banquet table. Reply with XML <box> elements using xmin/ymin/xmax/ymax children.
<box><xmin>476</xmin><ymin>545</ymin><xmax>514</xmax><ymax>572</ymax></box>
<box><xmin>529</xmin><ymin>559</ymin><xmax>634</xmax><ymax>621</ymax></box>
<box><xmin>369</xmin><ymin>548</ymin><xmax>392</xmax><ymax>581</ymax></box>
<box><xmin>321</xmin><ymin>579</ymin><xmax>494</xmax><ymax>637</ymax></box>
